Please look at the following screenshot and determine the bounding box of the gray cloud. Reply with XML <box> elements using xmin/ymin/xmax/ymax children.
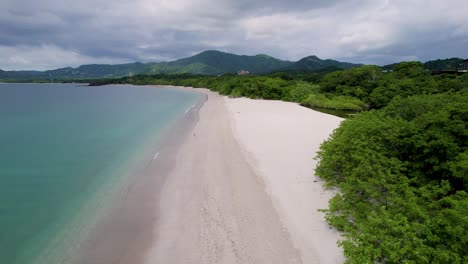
<box><xmin>0</xmin><ymin>0</ymin><xmax>467</xmax><ymax>70</ymax></box>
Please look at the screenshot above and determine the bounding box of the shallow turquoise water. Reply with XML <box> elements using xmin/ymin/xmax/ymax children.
<box><xmin>0</xmin><ymin>83</ymin><xmax>200</xmax><ymax>263</ymax></box>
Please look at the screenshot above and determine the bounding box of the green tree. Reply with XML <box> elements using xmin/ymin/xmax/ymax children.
<box><xmin>316</xmin><ymin>91</ymin><xmax>468</xmax><ymax>263</ymax></box>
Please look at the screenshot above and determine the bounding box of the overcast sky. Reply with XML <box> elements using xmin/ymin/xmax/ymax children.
<box><xmin>1</xmin><ymin>0</ymin><xmax>467</xmax><ymax>70</ymax></box>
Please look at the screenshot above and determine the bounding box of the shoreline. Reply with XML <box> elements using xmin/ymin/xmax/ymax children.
<box><xmin>0</xmin><ymin>83</ymin><xmax>204</xmax><ymax>264</ymax></box>
<box><xmin>66</xmin><ymin>87</ymin><xmax>206</xmax><ymax>264</ymax></box>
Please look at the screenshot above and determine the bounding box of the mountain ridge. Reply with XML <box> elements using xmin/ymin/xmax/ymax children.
<box><xmin>0</xmin><ymin>50</ymin><xmax>359</xmax><ymax>80</ymax></box>
<box><xmin>382</xmin><ymin>57</ymin><xmax>465</xmax><ymax>71</ymax></box>
<box><xmin>282</xmin><ymin>55</ymin><xmax>361</xmax><ymax>72</ymax></box>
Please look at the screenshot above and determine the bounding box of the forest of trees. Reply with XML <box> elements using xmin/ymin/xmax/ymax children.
<box><xmin>317</xmin><ymin>92</ymin><xmax>467</xmax><ymax>263</ymax></box>
<box><xmin>316</xmin><ymin>65</ymin><xmax>467</xmax><ymax>263</ymax></box>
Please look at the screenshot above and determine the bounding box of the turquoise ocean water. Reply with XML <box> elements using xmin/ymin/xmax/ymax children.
<box><xmin>0</xmin><ymin>83</ymin><xmax>201</xmax><ymax>263</ymax></box>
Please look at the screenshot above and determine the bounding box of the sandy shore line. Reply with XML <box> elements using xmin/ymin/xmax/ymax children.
<box><xmin>69</xmin><ymin>89</ymin><xmax>206</xmax><ymax>264</ymax></box>
<box><xmin>144</xmin><ymin>89</ymin><xmax>344</xmax><ymax>263</ymax></box>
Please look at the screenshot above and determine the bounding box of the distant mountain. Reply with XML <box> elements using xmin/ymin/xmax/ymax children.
<box><xmin>43</xmin><ymin>63</ymin><xmax>151</xmax><ymax>79</ymax></box>
<box><xmin>0</xmin><ymin>50</ymin><xmax>360</xmax><ymax>80</ymax></box>
<box><xmin>0</xmin><ymin>69</ymin><xmax>43</xmax><ymax>79</ymax></box>
<box><xmin>382</xmin><ymin>58</ymin><xmax>465</xmax><ymax>71</ymax></box>
<box><xmin>147</xmin><ymin>50</ymin><xmax>293</xmax><ymax>75</ymax></box>
<box><xmin>282</xmin><ymin>55</ymin><xmax>361</xmax><ymax>72</ymax></box>
<box><xmin>0</xmin><ymin>63</ymin><xmax>152</xmax><ymax>80</ymax></box>
<box><xmin>423</xmin><ymin>58</ymin><xmax>464</xmax><ymax>71</ymax></box>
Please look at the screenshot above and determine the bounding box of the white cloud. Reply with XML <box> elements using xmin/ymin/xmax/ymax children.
<box><xmin>0</xmin><ymin>0</ymin><xmax>467</xmax><ymax>69</ymax></box>
<box><xmin>0</xmin><ymin>45</ymin><xmax>130</xmax><ymax>70</ymax></box>
<box><xmin>239</xmin><ymin>0</ymin><xmax>468</xmax><ymax>63</ymax></box>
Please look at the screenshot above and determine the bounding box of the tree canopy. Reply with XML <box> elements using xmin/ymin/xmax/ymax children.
<box><xmin>316</xmin><ymin>91</ymin><xmax>468</xmax><ymax>263</ymax></box>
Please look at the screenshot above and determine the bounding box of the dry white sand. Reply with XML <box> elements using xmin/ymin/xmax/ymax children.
<box><xmin>225</xmin><ymin>97</ymin><xmax>344</xmax><ymax>264</ymax></box>
<box><xmin>144</xmin><ymin>89</ymin><xmax>344</xmax><ymax>264</ymax></box>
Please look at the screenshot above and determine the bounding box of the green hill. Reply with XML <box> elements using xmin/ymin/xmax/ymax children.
<box><xmin>147</xmin><ymin>50</ymin><xmax>293</xmax><ymax>75</ymax></box>
<box><xmin>0</xmin><ymin>69</ymin><xmax>43</xmax><ymax>79</ymax></box>
<box><xmin>0</xmin><ymin>63</ymin><xmax>151</xmax><ymax>80</ymax></box>
<box><xmin>382</xmin><ymin>58</ymin><xmax>465</xmax><ymax>71</ymax></box>
<box><xmin>423</xmin><ymin>58</ymin><xmax>464</xmax><ymax>70</ymax></box>
<box><xmin>44</xmin><ymin>63</ymin><xmax>151</xmax><ymax>79</ymax></box>
<box><xmin>283</xmin><ymin>55</ymin><xmax>360</xmax><ymax>72</ymax></box>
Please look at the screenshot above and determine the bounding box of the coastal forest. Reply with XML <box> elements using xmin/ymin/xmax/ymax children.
<box><xmin>4</xmin><ymin>58</ymin><xmax>466</xmax><ymax>263</ymax></box>
<box><xmin>88</xmin><ymin>61</ymin><xmax>468</xmax><ymax>263</ymax></box>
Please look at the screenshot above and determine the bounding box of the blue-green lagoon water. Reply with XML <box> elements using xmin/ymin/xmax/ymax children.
<box><xmin>0</xmin><ymin>83</ymin><xmax>201</xmax><ymax>263</ymax></box>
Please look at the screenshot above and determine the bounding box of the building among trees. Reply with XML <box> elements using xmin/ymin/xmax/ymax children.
<box><xmin>237</xmin><ymin>70</ymin><xmax>250</xmax><ymax>75</ymax></box>
<box><xmin>459</xmin><ymin>59</ymin><xmax>468</xmax><ymax>72</ymax></box>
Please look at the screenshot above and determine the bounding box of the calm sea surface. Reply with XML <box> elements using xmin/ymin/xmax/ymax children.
<box><xmin>0</xmin><ymin>83</ymin><xmax>201</xmax><ymax>263</ymax></box>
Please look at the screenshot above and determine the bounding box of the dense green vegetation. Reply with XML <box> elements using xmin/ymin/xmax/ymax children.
<box><xmin>319</xmin><ymin>62</ymin><xmax>467</xmax><ymax>108</ymax></box>
<box><xmin>313</xmin><ymin>63</ymin><xmax>467</xmax><ymax>263</ymax></box>
<box><xmin>382</xmin><ymin>58</ymin><xmax>465</xmax><ymax>71</ymax></box>
<box><xmin>316</xmin><ymin>92</ymin><xmax>468</xmax><ymax>263</ymax></box>
<box><xmin>301</xmin><ymin>94</ymin><xmax>365</xmax><ymax>111</ymax></box>
<box><xmin>423</xmin><ymin>58</ymin><xmax>465</xmax><ymax>71</ymax></box>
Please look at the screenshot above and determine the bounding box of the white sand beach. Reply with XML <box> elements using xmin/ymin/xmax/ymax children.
<box><xmin>225</xmin><ymin>97</ymin><xmax>344</xmax><ymax>264</ymax></box>
<box><xmin>143</xmin><ymin>89</ymin><xmax>344</xmax><ymax>264</ymax></box>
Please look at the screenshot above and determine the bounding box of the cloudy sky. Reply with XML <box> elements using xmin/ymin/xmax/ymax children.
<box><xmin>1</xmin><ymin>0</ymin><xmax>467</xmax><ymax>70</ymax></box>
